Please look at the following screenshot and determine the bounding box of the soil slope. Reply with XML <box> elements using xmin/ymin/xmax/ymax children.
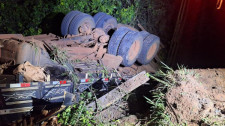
<box><xmin>166</xmin><ymin>69</ymin><xmax>225</xmax><ymax>125</ymax></box>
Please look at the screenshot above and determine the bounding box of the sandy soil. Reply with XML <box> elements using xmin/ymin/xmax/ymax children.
<box><xmin>166</xmin><ymin>69</ymin><xmax>225</xmax><ymax>125</ymax></box>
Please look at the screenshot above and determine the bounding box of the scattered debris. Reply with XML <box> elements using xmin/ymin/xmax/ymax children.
<box><xmin>0</xmin><ymin>61</ymin><xmax>13</xmax><ymax>75</ymax></box>
<box><xmin>13</xmin><ymin>61</ymin><xmax>47</xmax><ymax>82</ymax></box>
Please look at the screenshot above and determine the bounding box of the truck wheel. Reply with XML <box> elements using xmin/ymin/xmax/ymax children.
<box><xmin>61</xmin><ymin>11</ymin><xmax>81</xmax><ymax>36</ymax></box>
<box><xmin>117</xmin><ymin>23</ymin><xmax>139</xmax><ymax>32</ymax></box>
<box><xmin>94</xmin><ymin>12</ymin><xmax>117</xmax><ymax>33</ymax></box>
<box><xmin>69</xmin><ymin>13</ymin><xmax>95</xmax><ymax>35</ymax></box>
<box><xmin>108</xmin><ymin>27</ymin><xmax>130</xmax><ymax>55</ymax></box>
<box><xmin>117</xmin><ymin>31</ymin><xmax>143</xmax><ymax>67</ymax></box>
<box><xmin>137</xmin><ymin>31</ymin><xmax>160</xmax><ymax>65</ymax></box>
<box><xmin>93</xmin><ymin>12</ymin><xmax>106</xmax><ymax>25</ymax></box>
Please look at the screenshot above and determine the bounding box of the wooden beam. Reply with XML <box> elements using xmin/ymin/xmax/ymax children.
<box><xmin>87</xmin><ymin>71</ymin><xmax>149</xmax><ymax>111</ymax></box>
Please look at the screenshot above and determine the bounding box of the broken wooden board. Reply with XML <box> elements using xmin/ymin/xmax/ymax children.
<box><xmin>94</xmin><ymin>100</ymin><xmax>127</xmax><ymax>123</ymax></box>
<box><xmin>87</xmin><ymin>71</ymin><xmax>149</xmax><ymax>111</ymax></box>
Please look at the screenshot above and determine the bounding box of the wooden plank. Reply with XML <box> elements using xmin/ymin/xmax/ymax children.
<box><xmin>87</xmin><ymin>71</ymin><xmax>149</xmax><ymax>111</ymax></box>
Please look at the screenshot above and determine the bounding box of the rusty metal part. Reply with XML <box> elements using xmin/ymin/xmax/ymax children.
<box><xmin>79</xmin><ymin>24</ymin><xmax>92</xmax><ymax>35</ymax></box>
<box><xmin>79</xmin><ymin>40</ymin><xmax>96</xmax><ymax>47</ymax></box>
<box><xmin>96</xmin><ymin>44</ymin><xmax>107</xmax><ymax>59</ymax></box>
<box><xmin>101</xmin><ymin>54</ymin><xmax>123</xmax><ymax>70</ymax></box>
<box><xmin>99</xmin><ymin>35</ymin><xmax>109</xmax><ymax>43</ymax></box>
<box><xmin>92</xmin><ymin>28</ymin><xmax>109</xmax><ymax>43</ymax></box>
<box><xmin>87</xmin><ymin>71</ymin><xmax>149</xmax><ymax>111</ymax></box>
<box><xmin>92</xmin><ymin>28</ymin><xmax>106</xmax><ymax>40</ymax></box>
<box><xmin>65</xmin><ymin>47</ymin><xmax>96</xmax><ymax>58</ymax></box>
<box><xmin>44</xmin><ymin>40</ymin><xmax>77</xmax><ymax>48</ymax></box>
<box><xmin>86</xmin><ymin>53</ymin><xmax>97</xmax><ymax>60</ymax></box>
<box><xmin>62</xmin><ymin>34</ymin><xmax>93</xmax><ymax>44</ymax></box>
<box><xmin>0</xmin><ymin>39</ymin><xmax>53</xmax><ymax>67</ymax></box>
<box><xmin>34</xmin><ymin>105</ymin><xmax>66</xmax><ymax>124</ymax></box>
<box><xmin>0</xmin><ymin>34</ymin><xmax>24</xmax><ymax>40</ymax></box>
<box><xmin>65</xmin><ymin>44</ymin><xmax>98</xmax><ymax>61</ymax></box>
<box><xmin>25</xmin><ymin>33</ymin><xmax>58</xmax><ymax>41</ymax></box>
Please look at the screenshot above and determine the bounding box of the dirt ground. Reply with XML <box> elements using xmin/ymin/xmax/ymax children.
<box><xmin>91</xmin><ymin>68</ymin><xmax>225</xmax><ymax>126</ymax></box>
<box><xmin>166</xmin><ymin>69</ymin><xmax>225</xmax><ymax>125</ymax></box>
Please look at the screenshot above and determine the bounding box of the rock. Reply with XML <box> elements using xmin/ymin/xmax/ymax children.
<box><xmin>117</xmin><ymin>115</ymin><xmax>140</xmax><ymax>126</ymax></box>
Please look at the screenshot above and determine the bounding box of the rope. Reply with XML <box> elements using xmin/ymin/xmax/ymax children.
<box><xmin>217</xmin><ymin>0</ymin><xmax>223</xmax><ymax>9</ymax></box>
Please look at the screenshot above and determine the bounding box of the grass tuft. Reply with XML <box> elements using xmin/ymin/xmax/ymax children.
<box><xmin>145</xmin><ymin>62</ymin><xmax>191</xmax><ymax>126</ymax></box>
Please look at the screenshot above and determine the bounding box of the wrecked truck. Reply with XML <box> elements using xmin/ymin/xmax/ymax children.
<box><xmin>0</xmin><ymin>11</ymin><xmax>160</xmax><ymax>124</ymax></box>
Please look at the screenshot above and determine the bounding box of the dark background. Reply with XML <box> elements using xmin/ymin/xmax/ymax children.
<box><xmin>168</xmin><ymin>0</ymin><xmax>225</xmax><ymax>68</ymax></box>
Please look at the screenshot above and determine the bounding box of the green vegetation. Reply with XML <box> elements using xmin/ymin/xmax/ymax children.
<box><xmin>0</xmin><ymin>0</ymin><xmax>55</xmax><ymax>35</ymax></box>
<box><xmin>51</xmin><ymin>46</ymin><xmax>79</xmax><ymax>85</ymax></box>
<box><xmin>145</xmin><ymin>62</ymin><xmax>176</xmax><ymax>126</ymax></box>
<box><xmin>50</xmin><ymin>47</ymin><xmax>98</xmax><ymax>125</ymax></box>
<box><xmin>57</xmin><ymin>92</ymin><xmax>101</xmax><ymax>126</ymax></box>
<box><xmin>54</xmin><ymin>0</ymin><xmax>139</xmax><ymax>25</ymax></box>
<box><xmin>201</xmin><ymin>116</ymin><xmax>225</xmax><ymax>126</ymax></box>
<box><xmin>0</xmin><ymin>0</ymin><xmax>139</xmax><ymax>36</ymax></box>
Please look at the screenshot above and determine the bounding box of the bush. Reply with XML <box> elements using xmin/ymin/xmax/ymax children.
<box><xmin>0</xmin><ymin>0</ymin><xmax>139</xmax><ymax>36</ymax></box>
<box><xmin>53</xmin><ymin>0</ymin><xmax>139</xmax><ymax>24</ymax></box>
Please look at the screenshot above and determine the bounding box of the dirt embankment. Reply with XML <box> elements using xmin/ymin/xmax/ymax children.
<box><xmin>166</xmin><ymin>69</ymin><xmax>225</xmax><ymax>125</ymax></box>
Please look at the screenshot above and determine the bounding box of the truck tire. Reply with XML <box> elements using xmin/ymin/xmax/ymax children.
<box><xmin>137</xmin><ymin>31</ymin><xmax>160</xmax><ymax>65</ymax></box>
<box><xmin>94</xmin><ymin>12</ymin><xmax>117</xmax><ymax>33</ymax></box>
<box><xmin>93</xmin><ymin>12</ymin><xmax>106</xmax><ymax>25</ymax></box>
<box><xmin>108</xmin><ymin>27</ymin><xmax>130</xmax><ymax>55</ymax></box>
<box><xmin>117</xmin><ymin>23</ymin><xmax>139</xmax><ymax>32</ymax></box>
<box><xmin>61</xmin><ymin>11</ymin><xmax>81</xmax><ymax>36</ymax></box>
<box><xmin>68</xmin><ymin>13</ymin><xmax>95</xmax><ymax>35</ymax></box>
<box><xmin>117</xmin><ymin>31</ymin><xmax>143</xmax><ymax>67</ymax></box>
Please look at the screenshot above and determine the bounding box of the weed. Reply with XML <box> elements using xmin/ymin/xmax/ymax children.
<box><xmin>201</xmin><ymin>116</ymin><xmax>225</xmax><ymax>126</ymax></box>
<box><xmin>145</xmin><ymin>62</ymin><xmax>191</xmax><ymax>126</ymax></box>
<box><xmin>57</xmin><ymin>92</ymin><xmax>103</xmax><ymax>126</ymax></box>
<box><xmin>32</xmin><ymin>43</ymin><xmax>39</xmax><ymax>56</ymax></box>
<box><xmin>50</xmin><ymin>46</ymin><xmax>79</xmax><ymax>86</ymax></box>
<box><xmin>145</xmin><ymin>62</ymin><xmax>175</xmax><ymax>125</ymax></box>
<box><xmin>177</xmin><ymin>65</ymin><xmax>199</xmax><ymax>78</ymax></box>
<box><xmin>100</xmin><ymin>66</ymin><xmax>109</xmax><ymax>78</ymax></box>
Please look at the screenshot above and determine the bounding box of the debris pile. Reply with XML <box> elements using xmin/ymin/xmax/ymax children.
<box><xmin>0</xmin><ymin>11</ymin><xmax>161</xmax><ymax>125</ymax></box>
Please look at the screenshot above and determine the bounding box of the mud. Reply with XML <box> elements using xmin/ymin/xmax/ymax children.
<box><xmin>166</xmin><ymin>69</ymin><xmax>225</xmax><ymax>125</ymax></box>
